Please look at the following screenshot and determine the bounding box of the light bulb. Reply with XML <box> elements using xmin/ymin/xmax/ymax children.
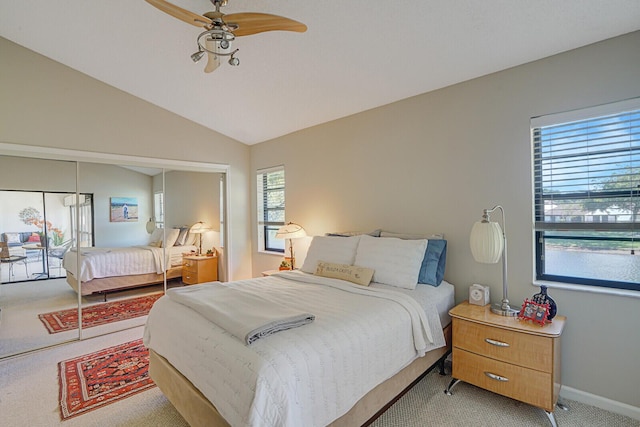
<box><xmin>191</xmin><ymin>51</ymin><xmax>205</xmax><ymax>63</ymax></box>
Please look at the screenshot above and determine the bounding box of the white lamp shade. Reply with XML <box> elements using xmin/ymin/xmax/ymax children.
<box><xmin>275</xmin><ymin>223</ymin><xmax>307</xmax><ymax>239</ymax></box>
<box><xmin>470</xmin><ymin>221</ymin><xmax>504</xmax><ymax>264</ymax></box>
<box><xmin>145</xmin><ymin>218</ymin><xmax>156</xmax><ymax>234</ymax></box>
<box><xmin>190</xmin><ymin>221</ymin><xmax>211</xmax><ymax>234</ymax></box>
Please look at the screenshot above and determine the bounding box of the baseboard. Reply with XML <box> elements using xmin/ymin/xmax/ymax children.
<box><xmin>560</xmin><ymin>386</ymin><xmax>640</xmax><ymax>421</ymax></box>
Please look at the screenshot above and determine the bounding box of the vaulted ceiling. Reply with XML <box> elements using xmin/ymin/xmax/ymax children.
<box><xmin>2</xmin><ymin>1</ymin><xmax>640</xmax><ymax>144</ymax></box>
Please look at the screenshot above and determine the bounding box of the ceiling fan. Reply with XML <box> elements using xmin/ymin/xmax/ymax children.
<box><xmin>145</xmin><ymin>0</ymin><xmax>307</xmax><ymax>73</ymax></box>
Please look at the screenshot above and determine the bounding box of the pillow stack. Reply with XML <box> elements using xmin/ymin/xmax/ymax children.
<box><xmin>300</xmin><ymin>232</ymin><xmax>447</xmax><ymax>289</ymax></box>
<box><xmin>148</xmin><ymin>226</ymin><xmax>202</xmax><ymax>248</ymax></box>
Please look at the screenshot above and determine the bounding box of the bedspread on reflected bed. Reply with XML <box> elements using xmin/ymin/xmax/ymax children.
<box><xmin>144</xmin><ymin>271</ymin><xmax>453</xmax><ymax>427</ymax></box>
<box><xmin>63</xmin><ymin>245</ymin><xmax>197</xmax><ymax>282</ymax></box>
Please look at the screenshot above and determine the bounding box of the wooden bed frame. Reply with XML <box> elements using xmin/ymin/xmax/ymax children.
<box><xmin>66</xmin><ymin>265</ymin><xmax>183</xmax><ymax>301</ymax></box>
<box><xmin>149</xmin><ymin>323</ymin><xmax>452</xmax><ymax>427</ymax></box>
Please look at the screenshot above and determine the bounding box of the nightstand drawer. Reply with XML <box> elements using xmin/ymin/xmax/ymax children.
<box><xmin>182</xmin><ymin>267</ymin><xmax>198</xmax><ymax>285</ymax></box>
<box><xmin>183</xmin><ymin>264</ymin><xmax>197</xmax><ymax>275</ymax></box>
<box><xmin>453</xmin><ymin>348</ymin><xmax>554</xmax><ymax>411</ymax></box>
<box><xmin>183</xmin><ymin>259</ymin><xmax>197</xmax><ymax>269</ymax></box>
<box><xmin>453</xmin><ymin>319</ymin><xmax>553</xmax><ymax>372</ymax></box>
<box><xmin>182</xmin><ymin>256</ymin><xmax>218</xmax><ymax>285</ymax></box>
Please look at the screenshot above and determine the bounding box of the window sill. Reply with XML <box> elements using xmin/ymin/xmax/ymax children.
<box><xmin>258</xmin><ymin>250</ymin><xmax>285</xmax><ymax>257</ymax></box>
<box><xmin>533</xmin><ymin>280</ymin><xmax>640</xmax><ymax>299</ymax></box>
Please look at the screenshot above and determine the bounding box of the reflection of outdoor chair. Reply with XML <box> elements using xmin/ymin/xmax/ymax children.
<box><xmin>0</xmin><ymin>241</ymin><xmax>28</xmax><ymax>281</ymax></box>
<box><xmin>48</xmin><ymin>240</ymin><xmax>72</xmax><ymax>276</ymax></box>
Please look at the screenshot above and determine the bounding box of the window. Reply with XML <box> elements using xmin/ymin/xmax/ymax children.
<box><xmin>154</xmin><ymin>191</ymin><xmax>164</xmax><ymax>229</ymax></box>
<box><xmin>66</xmin><ymin>194</ymin><xmax>94</xmax><ymax>247</ymax></box>
<box><xmin>257</xmin><ymin>166</ymin><xmax>285</xmax><ymax>253</ymax></box>
<box><xmin>532</xmin><ymin>98</ymin><xmax>640</xmax><ymax>291</ymax></box>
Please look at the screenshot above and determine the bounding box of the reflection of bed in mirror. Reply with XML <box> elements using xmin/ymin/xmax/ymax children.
<box><xmin>63</xmin><ymin>227</ymin><xmax>201</xmax><ymax>298</ymax></box>
<box><xmin>63</xmin><ymin>244</ymin><xmax>197</xmax><ymax>298</ymax></box>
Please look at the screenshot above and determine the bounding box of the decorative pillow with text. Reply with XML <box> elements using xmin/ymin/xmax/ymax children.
<box><xmin>315</xmin><ymin>261</ymin><xmax>374</xmax><ymax>286</ymax></box>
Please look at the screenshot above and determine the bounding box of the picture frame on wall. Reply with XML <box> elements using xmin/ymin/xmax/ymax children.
<box><xmin>110</xmin><ymin>197</ymin><xmax>138</xmax><ymax>222</ymax></box>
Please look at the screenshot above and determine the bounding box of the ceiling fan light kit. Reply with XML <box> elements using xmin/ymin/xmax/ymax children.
<box><xmin>193</xmin><ymin>29</ymin><xmax>239</xmax><ymax>68</ymax></box>
<box><xmin>145</xmin><ymin>0</ymin><xmax>307</xmax><ymax>73</ymax></box>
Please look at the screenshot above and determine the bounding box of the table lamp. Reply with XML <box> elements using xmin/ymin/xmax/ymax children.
<box><xmin>275</xmin><ymin>222</ymin><xmax>307</xmax><ymax>270</ymax></box>
<box><xmin>190</xmin><ymin>221</ymin><xmax>211</xmax><ymax>255</ymax></box>
<box><xmin>469</xmin><ymin>205</ymin><xmax>518</xmax><ymax>316</ymax></box>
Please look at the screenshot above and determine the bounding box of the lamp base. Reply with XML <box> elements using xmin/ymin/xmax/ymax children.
<box><xmin>491</xmin><ymin>303</ymin><xmax>519</xmax><ymax>317</ymax></box>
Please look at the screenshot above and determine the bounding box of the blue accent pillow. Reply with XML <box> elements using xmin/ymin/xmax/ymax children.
<box><xmin>418</xmin><ymin>239</ymin><xmax>447</xmax><ymax>286</ymax></box>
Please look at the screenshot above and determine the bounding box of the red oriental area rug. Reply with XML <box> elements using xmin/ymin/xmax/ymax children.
<box><xmin>39</xmin><ymin>293</ymin><xmax>162</xmax><ymax>334</ymax></box>
<box><xmin>58</xmin><ymin>338</ymin><xmax>155</xmax><ymax>420</ymax></box>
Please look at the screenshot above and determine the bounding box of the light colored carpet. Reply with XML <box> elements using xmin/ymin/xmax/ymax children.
<box><xmin>1</xmin><ymin>326</ymin><xmax>638</xmax><ymax>427</ymax></box>
<box><xmin>371</xmin><ymin>361</ymin><xmax>640</xmax><ymax>427</ymax></box>
<box><xmin>0</xmin><ymin>278</ymin><xmax>171</xmax><ymax>357</ymax></box>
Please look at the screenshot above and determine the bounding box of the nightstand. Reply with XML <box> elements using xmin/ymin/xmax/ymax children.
<box><xmin>182</xmin><ymin>255</ymin><xmax>218</xmax><ymax>285</ymax></box>
<box><xmin>445</xmin><ymin>301</ymin><xmax>566</xmax><ymax>427</ymax></box>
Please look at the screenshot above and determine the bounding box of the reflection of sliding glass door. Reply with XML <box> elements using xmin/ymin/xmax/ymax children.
<box><xmin>68</xmin><ymin>194</ymin><xmax>94</xmax><ymax>248</ymax></box>
<box><xmin>0</xmin><ymin>190</ymin><xmax>93</xmax><ymax>282</ymax></box>
<box><xmin>0</xmin><ymin>191</ymin><xmax>42</xmax><ymax>283</ymax></box>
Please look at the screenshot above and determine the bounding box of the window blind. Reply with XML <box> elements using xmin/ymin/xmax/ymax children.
<box><xmin>257</xmin><ymin>166</ymin><xmax>285</xmax><ymax>252</ymax></box>
<box><xmin>258</xmin><ymin>167</ymin><xmax>285</xmax><ymax>227</ymax></box>
<box><xmin>533</xmin><ymin>105</ymin><xmax>640</xmax><ymax>234</ymax></box>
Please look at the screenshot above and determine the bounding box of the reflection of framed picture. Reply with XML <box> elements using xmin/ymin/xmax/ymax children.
<box><xmin>110</xmin><ymin>197</ymin><xmax>139</xmax><ymax>222</ymax></box>
<box><xmin>518</xmin><ymin>299</ymin><xmax>549</xmax><ymax>326</ymax></box>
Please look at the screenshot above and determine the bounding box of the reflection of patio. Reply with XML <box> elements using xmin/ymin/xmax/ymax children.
<box><xmin>0</xmin><ymin>251</ymin><xmax>66</xmax><ymax>283</ymax></box>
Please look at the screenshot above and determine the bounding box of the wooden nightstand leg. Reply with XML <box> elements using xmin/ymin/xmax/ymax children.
<box><xmin>544</xmin><ymin>410</ymin><xmax>558</xmax><ymax>427</ymax></box>
<box><xmin>443</xmin><ymin>378</ymin><xmax>461</xmax><ymax>395</ymax></box>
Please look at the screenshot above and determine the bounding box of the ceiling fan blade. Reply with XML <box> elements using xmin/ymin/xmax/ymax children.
<box><xmin>224</xmin><ymin>13</ymin><xmax>307</xmax><ymax>37</ymax></box>
<box><xmin>145</xmin><ymin>0</ymin><xmax>212</xmax><ymax>27</ymax></box>
<box><xmin>204</xmin><ymin>38</ymin><xmax>221</xmax><ymax>73</ymax></box>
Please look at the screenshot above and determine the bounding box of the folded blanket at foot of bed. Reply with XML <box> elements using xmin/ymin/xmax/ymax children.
<box><xmin>166</xmin><ymin>283</ymin><xmax>315</xmax><ymax>344</ymax></box>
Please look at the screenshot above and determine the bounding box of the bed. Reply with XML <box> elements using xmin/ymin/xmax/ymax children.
<box><xmin>63</xmin><ymin>244</ymin><xmax>198</xmax><ymax>298</ymax></box>
<box><xmin>144</xmin><ymin>233</ymin><xmax>454</xmax><ymax>427</ymax></box>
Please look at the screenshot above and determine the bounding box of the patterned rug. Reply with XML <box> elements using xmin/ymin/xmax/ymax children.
<box><xmin>39</xmin><ymin>293</ymin><xmax>163</xmax><ymax>334</ymax></box>
<box><xmin>58</xmin><ymin>338</ymin><xmax>155</xmax><ymax>420</ymax></box>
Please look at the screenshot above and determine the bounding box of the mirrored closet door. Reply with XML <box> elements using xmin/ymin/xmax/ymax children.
<box><xmin>0</xmin><ymin>147</ymin><xmax>228</xmax><ymax>358</ymax></box>
<box><xmin>0</xmin><ymin>156</ymin><xmax>79</xmax><ymax>358</ymax></box>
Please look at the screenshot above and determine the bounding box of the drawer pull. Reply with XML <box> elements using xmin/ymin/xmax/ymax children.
<box><xmin>485</xmin><ymin>338</ymin><xmax>510</xmax><ymax>347</ymax></box>
<box><xmin>484</xmin><ymin>372</ymin><xmax>509</xmax><ymax>382</ymax></box>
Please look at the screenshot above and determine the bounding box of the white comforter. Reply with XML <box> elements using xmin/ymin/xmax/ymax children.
<box><xmin>63</xmin><ymin>246</ymin><xmax>167</xmax><ymax>282</ymax></box>
<box><xmin>144</xmin><ymin>271</ymin><xmax>447</xmax><ymax>427</ymax></box>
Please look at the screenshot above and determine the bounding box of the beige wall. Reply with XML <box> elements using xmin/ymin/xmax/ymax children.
<box><xmin>0</xmin><ymin>37</ymin><xmax>252</xmax><ymax>280</ymax></box>
<box><xmin>251</xmin><ymin>31</ymin><xmax>640</xmax><ymax>409</ymax></box>
<box><xmin>78</xmin><ymin>162</ymin><xmax>154</xmax><ymax>247</ymax></box>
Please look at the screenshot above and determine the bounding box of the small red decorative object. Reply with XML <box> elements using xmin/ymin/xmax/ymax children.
<box><xmin>518</xmin><ymin>298</ymin><xmax>550</xmax><ymax>326</ymax></box>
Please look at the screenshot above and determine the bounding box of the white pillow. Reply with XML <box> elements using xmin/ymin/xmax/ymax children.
<box><xmin>5</xmin><ymin>233</ymin><xmax>22</xmax><ymax>244</ymax></box>
<box><xmin>184</xmin><ymin>231</ymin><xmax>198</xmax><ymax>246</ymax></box>
<box><xmin>354</xmin><ymin>235</ymin><xmax>427</xmax><ymax>289</ymax></box>
<box><xmin>174</xmin><ymin>227</ymin><xmax>189</xmax><ymax>246</ymax></box>
<box><xmin>300</xmin><ymin>236</ymin><xmax>361</xmax><ymax>273</ymax></box>
<box><xmin>149</xmin><ymin>228</ymin><xmax>163</xmax><ymax>246</ymax></box>
<box><xmin>164</xmin><ymin>228</ymin><xmax>181</xmax><ymax>248</ymax></box>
